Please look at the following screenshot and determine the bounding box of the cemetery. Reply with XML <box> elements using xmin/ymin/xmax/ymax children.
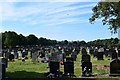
<box><xmin>1</xmin><ymin>40</ymin><xmax>120</xmax><ymax>79</ymax></box>
<box><xmin>1</xmin><ymin>1</ymin><xmax>120</xmax><ymax>80</ymax></box>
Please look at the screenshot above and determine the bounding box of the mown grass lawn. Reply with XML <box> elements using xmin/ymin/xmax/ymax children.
<box><xmin>6</xmin><ymin>53</ymin><xmax>120</xmax><ymax>79</ymax></box>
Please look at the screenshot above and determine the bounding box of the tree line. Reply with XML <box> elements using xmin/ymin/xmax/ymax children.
<box><xmin>0</xmin><ymin>31</ymin><xmax>120</xmax><ymax>48</ymax></box>
<box><xmin>0</xmin><ymin>31</ymin><xmax>87</xmax><ymax>48</ymax></box>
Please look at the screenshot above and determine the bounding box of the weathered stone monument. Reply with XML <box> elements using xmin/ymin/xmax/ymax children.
<box><xmin>32</xmin><ymin>49</ymin><xmax>39</xmax><ymax>62</ymax></box>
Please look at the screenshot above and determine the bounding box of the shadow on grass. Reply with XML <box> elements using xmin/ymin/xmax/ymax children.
<box><xmin>6</xmin><ymin>71</ymin><xmax>45</xmax><ymax>80</ymax></box>
<box><xmin>6</xmin><ymin>71</ymin><xmax>120</xmax><ymax>80</ymax></box>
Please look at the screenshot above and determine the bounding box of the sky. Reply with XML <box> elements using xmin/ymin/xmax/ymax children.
<box><xmin>0</xmin><ymin>0</ymin><xmax>118</xmax><ymax>42</ymax></box>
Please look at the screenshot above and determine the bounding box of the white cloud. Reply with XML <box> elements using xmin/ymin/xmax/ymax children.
<box><xmin>47</xmin><ymin>19</ymin><xmax>76</xmax><ymax>25</ymax></box>
<box><xmin>47</xmin><ymin>3</ymin><xmax>96</xmax><ymax>15</ymax></box>
<box><xmin>1</xmin><ymin>2</ymin><xmax>95</xmax><ymax>27</ymax></box>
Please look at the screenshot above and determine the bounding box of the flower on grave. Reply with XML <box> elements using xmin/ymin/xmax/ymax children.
<box><xmin>104</xmin><ymin>65</ymin><xmax>110</xmax><ymax>67</ymax></box>
<box><xmin>60</xmin><ymin>62</ymin><xmax>63</xmax><ymax>64</ymax></box>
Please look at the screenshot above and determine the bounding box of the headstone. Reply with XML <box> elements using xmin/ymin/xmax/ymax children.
<box><xmin>49</xmin><ymin>61</ymin><xmax>60</xmax><ymax>74</ymax></box>
<box><xmin>97</xmin><ymin>47</ymin><xmax>104</xmax><ymax>60</ymax></box>
<box><xmin>89</xmin><ymin>49</ymin><xmax>94</xmax><ymax>55</ymax></box>
<box><xmin>111</xmin><ymin>50</ymin><xmax>118</xmax><ymax>60</ymax></box>
<box><xmin>32</xmin><ymin>51</ymin><xmax>38</xmax><ymax>62</ymax></box>
<box><xmin>14</xmin><ymin>51</ymin><xmax>18</xmax><ymax>59</ymax></box>
<box><xmin>82</xmin><ymin>61</ymin><xmax>92</xmax><ymax>76</ymax></box>
<box><xmin>81</xmin><ymin>55</ymin><xmax>90</xmax><ymax>62</ymax></box>
<box><xmin>93</xmin><ymin>48</ymin><xmax>98</xmax><ymax>58</ymax></box>
<box><xmin>109</xmin><ymin>59</ymin><xmax>120</xmax><ymax>76</ymax></box>
<box><xmin>97</xmin><ymin>52</ymin><xmax>104</xmax><ymax>60</ymax></box>
<box><xmin>9</xmin><ymin>53</ymin><xmax>14</xmax><ymax>61</ymax></box>
<box><xmin>22</xmin><ymin>50</ymin><xmax>26</xmax><ymax>58</ymax></box>
<box><xmin>64</xmin><ymin>57</ymin><xmax>74</xmax><ymax>77</ymax></box>
<box><xmin>64</xmin><ymin>61</ymin><xmax>74</xmax><ymax>76</ymax></box>
<box><xmin>0</xmin><ymin>57</ymin><xmax>6</xmax><ymax>80</ymax></box>
<box><xmin>71</xmin><ymin>55</ymin><xmax>77</xmax><ymax>61</ymax></box>
<box><xmin>81</xmin><ymin>48</ymin><xmax>87</xmax><ymax>55</ymax></box>
<box><xmin>118</xmin><ymin>49</ymin><xmax>120</xmax><ymax>57</ymax></box>
<box><xmin>0</xmin><ymin>58</ymin><xmax>8</xmax><ymax>68</ymax></box>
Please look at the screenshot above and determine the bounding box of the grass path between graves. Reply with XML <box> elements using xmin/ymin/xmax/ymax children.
<box><xmin>6</xmin><ymin>53</ymin><xmax>120</xmax><ymax>79</ymax></box>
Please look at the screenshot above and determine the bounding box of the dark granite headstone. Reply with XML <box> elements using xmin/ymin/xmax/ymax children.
<box><xmin>109</xmin><ymin>59</ymin><xmax>120</xmax><ymax>76</ymax></box>
<box><xmin>82</xmin><ymin>61</ymin><xmax>92</xmax><ymax>76</ymax></box>
<box><xmin>64</xmin><ymin>61</ymin><xmax>74</xmax><ymax>76</ymax></box>
<box><xmin>81</xmin><ymin>55</ymin><xmax>90</xmax><ymax>62</ymax></box>
<box><xmin>0</xmin><ymin>63</ymin><xmax>6</xmax><ymax>80</ymax></box>
<box><xmin>97</xmin><ymin>52</ymin><xmax>104</xmax><ymax>60</ymax></box>
<box><xmin>111</xmin><ymin>50</ymin><xmax>118</xmax><ymax>60</ymax></box>
<box><xmin>49</xmin><ymin>61</ymin><xmax>60</xmax><ymax>74</ymax></box>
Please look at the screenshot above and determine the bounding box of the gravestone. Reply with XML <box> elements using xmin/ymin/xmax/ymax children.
<box><xmin>0</xmin><ymin>57</ymin><xmax>7</xmax><ymax>80</ymax></box>
<box><xmin>22</xmin><ymin>50</ymin><xmax>26</xmax><ymax>58</ymax></box>
<box><xmin>93</xmin><ymin>48</ymin><xmax>98</xmax><ymax>58</ymax></box>
<box><xmin>49</xmin><ymin>61</ymin><xmax>60</xmax><ymax>74</ymax></box>
<box><xmin>32</xmin><ymin>51</ymin><xmax>38</xmax><ymax>62</ymax></box>
<box><xmin>9</xmin><ymin>53</ymin><xmax>14</xmax><ymax>61</ymax></box>
<box><xmin>81</xmin><ymin>54</ymin><xmax>93</xmax><ymax>76</ymax></box>
<box><xmin>64</xmin><ymin>57</ymin><xmax>74</xmax><ymax>77</ymax></box>
<box><xmin>97</xmin><ymin>47</ymin><xmax>104</xmax><ymax>60</ymax></box>
<box><xmin>97</xmin><ymin>52</ymin><xmax>104</xmax><ymax>60</ymax></box>
<box><xmin>18</xmin><ymin>50</ymin><xmax>22</xmax><ymax>57</ymax></box>
<box><xmin>81</xmin><ymin>48</ymin><xmax>87</xmax><ymax>55</ymax></box>
<box><xmin>0</xmin><ymin>58</ymin><xmax>8</xmax><ymax>68</ymax></box>
<box><xmin>14</xmin><ymin>51</ymin><xmax>18</xmax><ymax>59</ymax></box>
<box><xmin>82</xmin><ymin>61</ymin><xmax>92</xmax><ymax>77</ymax></box>
<box><xmin>64</xmin><ymin>61</ymin><xmax>74</xmax><ymax>77</ymax></box>
<box><xmin>111</xmin><ymin>50</ymin><xmax>118</xmax><ymax>60</ymax></box>
<box><xmin>109</xmin><ymin>59</ymin><xmax>120</xmax><ymax>76</ymax></box>
<box><xmin>71</xmin><ymin>55</ymin><xmax>77</xmax><ymax>61</ymax></box>
<box><xmin>118</xmin><ymin>49</ymin><xmax>120</xmax><ymax>57</ymax></box>
<box><xmin>89</xmin><ymin>49</ymin><xmax>94</xmax><ymax>55</ymax></box>
<box><xmin>81</xmin><ymin>54</ymin><xmax>90</xmax><ymax>62</ymax></box>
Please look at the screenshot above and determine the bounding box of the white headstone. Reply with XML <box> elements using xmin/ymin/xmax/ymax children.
<box><xmin>32</xmin><ymin>52</ymin><xmax>38</xmax><ymax>62</ymax></box>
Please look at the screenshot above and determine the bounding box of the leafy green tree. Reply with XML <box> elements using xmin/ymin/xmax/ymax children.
<box><xmin>26</xmin><ymin>34</ymin><xmax>39</xmax><ymax>46</ymax></box>
<box><xmin>4</xmin><ymin>31</ymin><xmax>19</xmax><ymax>48</ymax></box>
<box><xmin>89</xmin><ymin>1</ymin><xmax>120</xmax><ymax>33</ymax></box>
<box><xmin>18</xmin><ymin>34</ymin><xmax>27</xmax><ymax>46</ymax></box>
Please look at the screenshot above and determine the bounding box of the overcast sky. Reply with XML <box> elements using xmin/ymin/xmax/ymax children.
<box><xmin>0</xmin><ymin>0</ymin><xmax>118</xmax><ymax>42</ymax></box>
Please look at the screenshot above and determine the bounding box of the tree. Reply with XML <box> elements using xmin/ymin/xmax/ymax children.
<box><xmin>26</xmin><ymin>34</ymin><xmax>39</xmax><ymax>46</ymax></box>
<box><xmin>89</xmin><ymin>1</ymin><xmax>120</xmax><ymax>33</ymax></box>
<box><xmin>4</xmin><ymin>31</ymin><xmax>19</xmax><ymax>48</ymax></box>
<box><xmin>18</xmin><ymin>34</ymin><xmax>27</xmax><ymax>46</ymax></box>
